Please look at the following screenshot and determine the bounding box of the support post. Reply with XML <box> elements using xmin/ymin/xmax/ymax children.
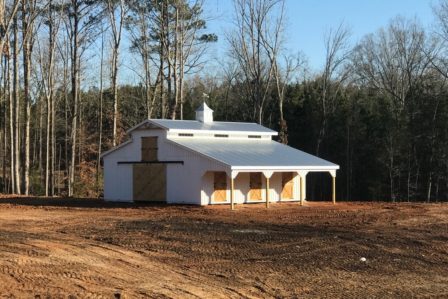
<box><xmin>262</xmin><ymin>171</ymin><xmax>273</xmax><ymax>209</ymax></box>
<box><xmin>298</xmin><ymin>171</ymin><xmax>308</xmax><ymax>206</ymax></box>
<box><xmin>231</xmin><ymin>176</ymin><xmax>235</xmax><ymax>210</ymax></box>
<box><xmin>266</xmin><ymin>176</ymin><xmax>270</xmax><ymax>208</ymax></box>
<box><xmin>332</xmin><ymin>175</ymin><xmax>336</xmax><ymax>205</ymax></box>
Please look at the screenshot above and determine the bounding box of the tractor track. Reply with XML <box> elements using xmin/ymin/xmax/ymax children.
<box><xmin>0</xmin><ymin>198</ymin><xmax>447</xmax><ymax>298</ymax></box>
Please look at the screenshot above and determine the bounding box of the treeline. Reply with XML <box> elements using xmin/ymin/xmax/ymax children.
<box><xmin>0</xmin><ymin>0</ymin><xmax>447</xmax><ymax>202</ymax></box>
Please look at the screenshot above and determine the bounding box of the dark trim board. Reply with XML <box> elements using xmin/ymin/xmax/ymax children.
<box><xmin>118</xmin><ymin>161</ymin><xmax>184</xmax><ymax>165</ymax></box>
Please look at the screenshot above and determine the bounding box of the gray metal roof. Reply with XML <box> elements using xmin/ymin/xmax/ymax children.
<box><xmin>168</xmin><ymin>138</ymin><xmax>339</xmax><ymax>170</ymax></box>
<box><xmin>148</xmin><ymin>119</ymin><xmax>277</xmax><ymax>135</ymax></box>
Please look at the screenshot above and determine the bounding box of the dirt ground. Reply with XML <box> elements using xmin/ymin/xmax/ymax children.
<box><xmin>0</xmin><ymin>197</ymin><xmax>447</xmax><ymax>298</ymax></box>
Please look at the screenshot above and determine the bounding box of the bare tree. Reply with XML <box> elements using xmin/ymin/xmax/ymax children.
<box><xmin>126</xmin><ymin>0</ymin><xmax>157</xmax><ymax>118</ymax></box>
<box><xmin>272</xmin><ymin>53</ymin><xmax>303</xmax><ymax>144</ymax></box>
<box><xmin>0</xmin><ymin>0</ymin><xmax>21</xmax><ymax>59</ymax></box>
<box><xmin>352</xmin><ymin>17</ymin><xmax>432</xmax><ymax>201</ymax></box>
<box><xmin>36</xmin><ymin>0</ymin><xmax>61</xmax><ymax>196</ymax></box>
<box><xmin>106</xmin><ymin>0</ymin><xmax>125</xmax><ymax>147</ymax></box>
<box><xmin>228</xmin><ymin>0</ymin><xmax>285</xmax><ymax>124</ymax></box>
<box><xmin>64</xmin><ymin>0</ymin><xmax>101</xmax><ymax>196</ymax></box>
<box><xmin>316</xmin><ymin>24</ymin><xmax>351</xmax><ymax>156</ymax></box>
<box><xmin>96</xmin><ymin>23</ymin><xmax>105</xmax><ymax>194</ymax></box>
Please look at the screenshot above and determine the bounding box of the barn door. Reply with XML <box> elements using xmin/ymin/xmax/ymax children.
<box><xmin>249</xmin><ymin>173</ymin><xmax>262</xmax><ymax>201</ymax></box>
<box><xmin>281</xmin><ymin>172</ymin><xmax>295</xmax><ymax>200</ymax></box>
<box><xmin>141</xmin><ymin>137</ymin><xmax>158</xmax><ymax>161</ymax></box>
<box><xmin>213</xmin><ymin>172</ymin><xmax>227</xmax><ymax>202</ymax></box>
<box><xmin>133</xmin><ymin>164</ymin><xmax>166</xmax><ymax>202</ymax></box>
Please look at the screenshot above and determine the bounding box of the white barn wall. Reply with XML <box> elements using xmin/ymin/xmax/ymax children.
<box><xmin>103</xmin><ymin>119</ymin><xmax>335</xmax><ymax>205</ymax></box>
<box><xmin>270</xmin><ymin>173</ymin><xmax>282</xmax><ymax>201</ymax></box>
<box><xmin>163</xmin><ymin>141</ymin><xmax>229</xmax><ymax>205</ymax></box>
<box><xmin>201</xmin><ymin>172</ymin><xmax>214</xmax><ymax>204</ymax></box>
<box><xmin>103</xmin><ymin>128</ymin><xmax>167</xmax><ymax>202</ymax></box>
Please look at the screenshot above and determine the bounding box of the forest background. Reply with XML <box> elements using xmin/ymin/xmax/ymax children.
<box><xmin>0</xmin><ymin>0</ymin><xmax>447</xmax><ymax>202</ymax></box>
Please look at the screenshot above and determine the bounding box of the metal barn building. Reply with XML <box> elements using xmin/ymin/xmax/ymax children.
<box><xmin>101</xmin><ymin>103</ymin><xmax>339</xmax><ymax>208</ymax></box>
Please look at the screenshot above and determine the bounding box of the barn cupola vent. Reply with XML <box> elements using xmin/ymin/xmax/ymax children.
<box><xmin>195</xmin><ymin>102</ymin><xmax>214</xmax><ymax>123</ymax></box>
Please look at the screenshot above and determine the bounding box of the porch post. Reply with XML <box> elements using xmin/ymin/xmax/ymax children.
<box><xmin>263</xmin><ymin>171</ymin><xmax>274</xmax><ymax>209</ymax></box>
<box><xmin>332</xmin><ymin>176</ymin><xmax>336</xmax><ymax>204</ymax></box>
<box><xmin>299</xmin><ymin>175</ymin><xmax>303</xmax><ymax>206</ymax></box>
<box><xmin>229</xmin><ymin>170</ymin><xmax>238</xmax><ymax>210</ymax></box>
<box><xmin>330</xmin><ymin>170</ymin><xmax>336</xmax><ymax>205</ymax></box>
<box><xmin>231</xmin><ymin>177</ymin><xmax>235</xmax><ymax>210</ymax></box>
<box><xmin>298</xmin><ymin>170</ymin><xmax>308</xmax><ymax>206</ymax></box>
<box><xmin>266</xmin><ymin>176</ymin><xmax>270</xmax><ymax>208</ymax></box>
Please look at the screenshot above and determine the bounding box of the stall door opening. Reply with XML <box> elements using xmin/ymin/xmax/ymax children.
<box><xmin>213</xmin><ymin>172</ymin><xmax>227</xmax><ymax>202</ymax></box>
<box><xmin>281</xmin><ymin>172</ymin><xmax>295</xmax><ymax>200</ymax></box>
<box><xmin>249</xmin><ymin>173</ymin><xmax>262</xmax><ymax>201</ymax></box>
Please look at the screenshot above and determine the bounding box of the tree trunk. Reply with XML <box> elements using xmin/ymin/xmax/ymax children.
<box><xmin>97</xmin><ymin>28</ymin><xmax>104</xmax><ymax>195</ymax></box>
<box><xmin>13</xmin><ymin>17</ymin><xmax>20</xmax><ymax>194</ymax></box>
<box><xmin>69</xmin><ymin>5</ymin><xmax>79</xmax><ymax>197</ymax></box>
<box><xmin>8</xmin><ymin>53</ymin><xmax>14</xmax><ymax>194</ymax></box>
<box><xmin>22</xmin><ymin>0</ymin><xmax>32</xmax><ymax>195</ymax></box>
<box><xmin>111</xmin><ymin>46</ymin><xmax>118</xmax><ymax>146</ymax></box>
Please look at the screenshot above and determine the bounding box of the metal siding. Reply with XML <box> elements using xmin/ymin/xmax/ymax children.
<box><xmin>164</xmin><ymin>141</ymin><xmax>228</xmax><ymax>205</ymax></box>
<box><xmin>104</xmin><ymin>159</ymin><xmax>132</xmax><ymax>202</ymax></box>
<box><xmin>103</xmin><ymin>129</ymin><xmax>166</xmax><ymax>202</ymax></box>
<box><xmin>104</xmin><ymin>124</ymin><xmax>314</xmax><ymax>205</ymax></box>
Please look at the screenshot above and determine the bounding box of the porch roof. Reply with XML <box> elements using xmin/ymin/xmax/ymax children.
<box><xmin>168</xmin><ymin>138</ymin><xmax>339</xmax><ymax>171</ymax></box>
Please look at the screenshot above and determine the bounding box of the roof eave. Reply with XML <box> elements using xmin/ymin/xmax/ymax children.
<box><xmin>231</xmin><ymin>165</ymin><xmax>340</xmax><ymax>171</ymax></box>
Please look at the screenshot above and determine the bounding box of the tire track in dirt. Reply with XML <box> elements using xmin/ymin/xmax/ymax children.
<box><xmin>0</xmin><ymin>200</ymin><xmax>447</xmax><ymax>298</ymax></box>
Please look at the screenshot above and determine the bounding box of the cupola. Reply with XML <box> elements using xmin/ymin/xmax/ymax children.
<box><xmin>195</xmin><ymin>102</ymin><xmax>213</xmax><ymax>123</ymax></box>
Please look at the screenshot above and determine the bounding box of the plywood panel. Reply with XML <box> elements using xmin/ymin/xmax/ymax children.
<box><xmin>141</xmin><ymin>137</ymin><xmax>158</xmax><ymax>161</ymax></box>
<box><xmin>281</xmin><ymin>172</ymin><xmax>294</xmax><ymax>200</ymax></box>
<box><xmin>142</xmin><ymin>137</ymin><xmax>158</xmax><ymax>148</ymax></box>
<box><xmin>133</xmin><ymin>164</ymin><xmax>166</xmax><ymax>202</ymax></box>
<box><xmin>213</xmin><ymin>172</ymin><xmax>227</xmax><ymax>202</ymax></box>
<box><xmin>249</xmin><ymin>172</ymin><xmax>262</xmax><ymax>201</ymax></box>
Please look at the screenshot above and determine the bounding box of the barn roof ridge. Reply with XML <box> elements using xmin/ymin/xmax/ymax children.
<box><xmin>126</xmin><ymin>118</ymin><xmax>277</xmax><ymax>135</ymax></box>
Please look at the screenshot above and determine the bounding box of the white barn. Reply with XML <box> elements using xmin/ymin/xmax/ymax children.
<box><xmin>101</xmin><ymin>103</ymin><xmax>339</xmax><ymax>208</ymax></box>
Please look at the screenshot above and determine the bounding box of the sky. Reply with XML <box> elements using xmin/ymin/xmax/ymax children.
<box><xmin>202</xmin><ymin>0</ymin><xmax>436</xmax><ymax>72</ymax></box>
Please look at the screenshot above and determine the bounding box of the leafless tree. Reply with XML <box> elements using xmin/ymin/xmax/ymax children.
<box><xmin>106</xmin><ymin>0</ymin><xmax>125</xmax><ymax>147</ymax></box>
<box><xmin>273</xmin><ymin>53</ymin><xmax>303</xmax><ymax>144</ymax></box>
<box><xmin>352</xmin><ymin>17</ymin><xmax>433</xmax><ymax>201</ymax></box>
<box><xmin>228</xmin><ymin>0</ymin><xmax>285</xmax><ymax>124</ymax></box>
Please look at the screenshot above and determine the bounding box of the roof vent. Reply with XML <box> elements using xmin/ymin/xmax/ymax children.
<box><xmin>195</xmin><ymin>102</ymin><xmax>213</xmax><ymax>123</ymax></box>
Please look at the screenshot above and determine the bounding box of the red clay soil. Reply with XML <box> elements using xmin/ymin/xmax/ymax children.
<box><xmin>0</xmin><ymin>196</ymin><xmax>447</xmax><ymax>298</ymax></box>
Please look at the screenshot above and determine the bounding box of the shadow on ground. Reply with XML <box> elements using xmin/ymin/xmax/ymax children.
<box><xmin>0</xmin><ymin>197</ymin><xmax>174</xmax><ymax>209</ymax></box>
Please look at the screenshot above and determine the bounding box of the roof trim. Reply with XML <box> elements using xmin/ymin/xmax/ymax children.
<box><xmin>126</xmin><ymin>119</ymin><xmax>278</xmax><ymax>136</ymax></box>
<box><xmin>231</xmin><ymin>165</ymin><xmax>340</xmax><ymax>171</ymax></box>
<box><xmin>125</xmin><ymin>119</ymin><xmax>168</xmax><ymax>134</ymax></box>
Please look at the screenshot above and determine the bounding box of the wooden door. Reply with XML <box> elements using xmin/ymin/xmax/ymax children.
<box><xmin>281</xmin><ymin>172</ymin><xmax>295</xmax><ymax>200</ymax></box>
<box><xmin>141</xmin><ymin>137</ymin><xmax>158</xmax><ymax>161</ymax></box>
<box><xmin>213</xmin><ymin>172</ymin><xmax>227</xmax><ymax>202</ymax></box>
<box><xmin>249</xmin><ymin>173</ymin><xmax>262</xmax><ymax>201</ymax></box>
<box><xmin>133</xmin><ymin>164</ymin><xmax>166</xmax><ymax>202</ymax></box>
